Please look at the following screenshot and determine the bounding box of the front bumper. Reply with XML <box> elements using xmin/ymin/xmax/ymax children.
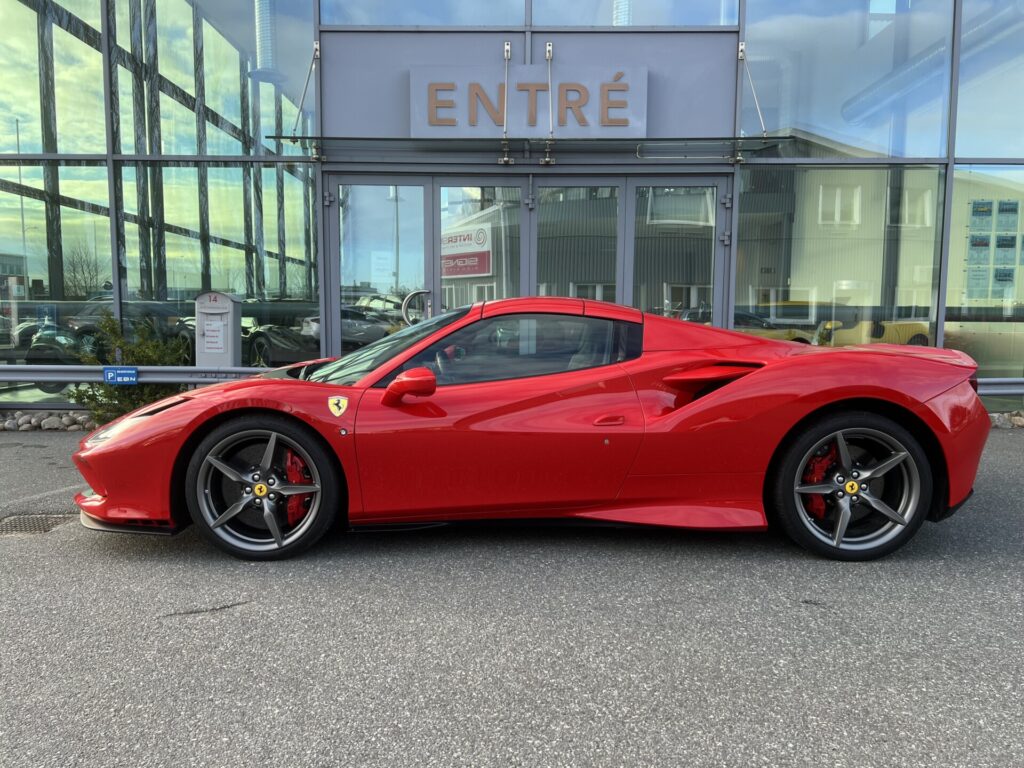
<box><xmin>78</xmin><ymin>508</ymin><xmax>181</xmax><ymax>535</ymax></box>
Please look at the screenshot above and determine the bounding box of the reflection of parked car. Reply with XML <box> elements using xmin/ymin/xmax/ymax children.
<box><xmin>24</xmin><ymin>302</ymin><xmax>190</xmax><ymax>393</ymax></box>
<box><xmin>176</xmin><ymin>299</ymin><xmax>320</xmax><ymax>367</ymax></box>
<box><xmin>354</xmin><ymin>293</ymin><xmax>423</xmax><ymax>324</ymax></box>
<box><xmin>301</xmin><ymin>307</ymin><xmax>391</xmax><ymax>350</ymax></box>
<box><xmin>732</xmin><ymin>311</ymin><xmax>814</xmax><ymax>343</ymax></box>
<box><xmin>814</xmin><ymin>318</ymin><xmax>930</xmax><ymax>347</ymax></box>
<box><xmin>678</xmin><ymin>307</ymin><xmax>814</xmax><ymax>343</ymax></box>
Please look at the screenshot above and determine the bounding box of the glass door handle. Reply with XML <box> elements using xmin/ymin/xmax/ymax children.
<box><xmin>401</xmin><ymin>290</ymin><xmax>431</xmax><ymax>326</ymax></box>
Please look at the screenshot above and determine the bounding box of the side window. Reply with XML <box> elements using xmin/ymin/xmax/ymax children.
<box><xmin>390</xmin><ymin>313</ymin><xmax>640</xmax><ymax>386</ymax></box>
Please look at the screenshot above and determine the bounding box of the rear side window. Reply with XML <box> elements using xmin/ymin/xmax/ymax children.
<box><xmin>388</xmin><ymin>313</ymin><xmax>642</xmax><ymax>386</ymax></box>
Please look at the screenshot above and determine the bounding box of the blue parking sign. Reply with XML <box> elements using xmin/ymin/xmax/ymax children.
<box><xmin>103</xmin><ymin>366</ymin><xmax>138</xmax><ymax>386</ymax></box>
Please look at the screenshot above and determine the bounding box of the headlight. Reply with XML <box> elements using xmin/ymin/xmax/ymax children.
<box><xmin>84</xmin><ymin>424</ymin><xmax>117</xmax><ymax>447</ymax></box>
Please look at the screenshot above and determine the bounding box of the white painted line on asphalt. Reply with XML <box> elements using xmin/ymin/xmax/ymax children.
<box><xmin>0</xmin><ymin>484</ymin><xmax>87</xmax><ymax>510</ymax></box>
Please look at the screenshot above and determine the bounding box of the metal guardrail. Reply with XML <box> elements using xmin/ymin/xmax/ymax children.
<box><xmin>0</xmin><ymin>365</ymin><xmax>267</xmax><ymax>385</ymax></box>
<box><xmin>978</xmin><ymin>379</ymin><xmax>1024</xmax><ymax>397</ymax></box>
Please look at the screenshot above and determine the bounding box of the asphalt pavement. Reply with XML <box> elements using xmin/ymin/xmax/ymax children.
<box><xmin>0</xmin><ymin>429</ymin><xmax>1022</xmax><ymax>767</ymax></box>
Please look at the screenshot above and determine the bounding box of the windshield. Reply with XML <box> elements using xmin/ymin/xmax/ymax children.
<box><xmin>308</xmin><ymin>307</ymin><xmax>471</xmax><ymax>386</ymax></box>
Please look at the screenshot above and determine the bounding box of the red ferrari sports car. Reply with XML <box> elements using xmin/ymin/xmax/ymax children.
<box><xmin>73</xmin><ymin>297</ymin><xmax>989</xmax><ymax>561</ymax></box>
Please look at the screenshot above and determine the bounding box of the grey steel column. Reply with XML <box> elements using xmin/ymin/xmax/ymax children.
<box><xmin>128</xmin><ymin>0</ymin><xmax>153</xmax><ymax>299</ymax></box>
<box><xmin>303</xmin><ymin>126</ymin><xmax>314</xmax><ymax>301</ymax></box>
<box><xmin>879</xmin><ymin>0</ymin><xmax>912</xmax><ymax>324</ymax></box>
<box><xmin>102</xmin><ymin>0</ymin><xmax>126</xmax><ymax>322</ymax></box>
<box><xmin>935</xmin><ymin>0</ymin><xmax>964</xmax><ymax>348</ymax></box>
<box><xmin>275</xmin><ymin>90</ymin><xmax>286</xmax><ymax>297</ymax></box>
<box><xmin>250</xmin><ymin>61</ymin><xmax>267</xmax><ymax>300</ymax></box>
<box><xmin>193</xmin><ymin>3</ymin><xmax>211</xmax><ymax>292</ymax></box>
<box><xmin>37</xmin><ymin>9</ymin><xmax>64</xmax><ymax>301</ymax></box>
<box><xmin>239</xmin><ymin>56</ymin><xmax>255</xmax><ymax>298</ymax></box>
<box><xmin>143</xmin><ymin>0</ymin><xmax>167</xmax><ymax>301</ymax></box>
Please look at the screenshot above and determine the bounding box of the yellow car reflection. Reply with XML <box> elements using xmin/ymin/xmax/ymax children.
<box><xmin>814</xmin><ymin>319</ymin><xmax>931</xmax><ymax>347</ymax></box>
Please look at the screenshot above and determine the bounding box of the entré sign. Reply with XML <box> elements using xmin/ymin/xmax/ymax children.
<box><xmin>410</xmin><ymin>65</ymin><xmax>647</xmax><ymax>139</ymax></box>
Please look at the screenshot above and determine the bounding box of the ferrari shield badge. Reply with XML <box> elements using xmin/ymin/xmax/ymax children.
<box><xmin>327</xmin><ymin>396</ymin><xmax>349</xmax><ymax>418</ymax></box>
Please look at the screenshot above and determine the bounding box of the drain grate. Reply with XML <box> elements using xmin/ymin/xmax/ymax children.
<box><xmin>0</xmin><ymin>514</ymin><xmax>76</xmax><ymax>535</ymax></box>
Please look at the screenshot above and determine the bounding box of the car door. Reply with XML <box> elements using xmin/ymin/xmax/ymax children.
<box><xmin>352</xmin><ymin>312</ymin><xmax>645</xmax><ymax>522</ymax></box>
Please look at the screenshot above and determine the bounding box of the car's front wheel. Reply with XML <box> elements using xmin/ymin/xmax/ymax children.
<box><xmin>185</xmin><ymin>415</ymin><xmax>341</xmax><ymax>560</ymax></box>
<box><xmin>770</xmin><ymin>412</ymin><xmax>932</xmax><ymax>561</ymax></box>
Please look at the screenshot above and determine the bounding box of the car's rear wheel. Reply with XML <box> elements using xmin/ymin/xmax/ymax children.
<box><xmin>185</xmin><ymin>415</ymin><xmax>340</xmax><ymax>560</ymax></box>
<box><xmin>770</xmin><ymin>412</ymin><xmax>932</xmax><ymax>561</ymax></box>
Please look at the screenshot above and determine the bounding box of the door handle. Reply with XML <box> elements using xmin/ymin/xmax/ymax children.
<box><xmin>593</xmin><ymin>414</ymin><xmax>626</xmax><ymax>427</ymax></box>
<box><xmin>401</xmin><ymin>289</ymin><xmax>431</xmax><ymax>325</ymax></box>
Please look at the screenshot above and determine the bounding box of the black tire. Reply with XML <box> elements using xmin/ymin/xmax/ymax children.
<box><xmin>185</xmin><ymin>414</ymin><xmax>342</xmax><ymax>560</ymax></box>
<box><xmin>35</xmin><ymin>381</ymin><xmax>70</xmax><ymax>395</ymax></box>
<box><xmin>770</xmin><ymin>411</ymin><xmax>932</xmax><ymax>561</ymax></box>
<box><xmin>907</xmin><ymin>334</ymin><xmax>930</xmax><ymax>346</ymax></box>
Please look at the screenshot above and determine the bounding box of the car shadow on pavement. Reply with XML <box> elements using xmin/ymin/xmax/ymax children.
<box><xmin>73</xmin><ymin>500</ymin><xmax>1017</xmax><ymax>567</ymax></box>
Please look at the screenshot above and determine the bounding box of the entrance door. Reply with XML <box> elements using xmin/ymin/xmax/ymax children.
<box><xmin>324</xmin><ymin>174</ymin><xmax>731</xmax><ymax>357</ymax></box>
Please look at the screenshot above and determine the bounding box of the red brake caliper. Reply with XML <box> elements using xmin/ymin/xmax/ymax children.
<box><xmin>800</xmin><ymin>443</ymin><xmax>837</xmax><ymax>519</ymax></box>
<box><xmin>284</xmin><ymin>449</ymin><xmax>312</xmax><ymax>527</ymax></box>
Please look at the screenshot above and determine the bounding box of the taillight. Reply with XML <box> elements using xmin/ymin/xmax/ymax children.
<box><xmin>969</xmin><ymin>373</ymin><xmax>978</xmax><ymax>393</ymax></box>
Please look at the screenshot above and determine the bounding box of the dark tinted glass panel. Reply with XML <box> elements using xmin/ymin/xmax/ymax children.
<box><xmin>632</xmin><ymin>185</ymin><xmax>716</xmax><ymax>320</ymax></box>
<box><xmin>536</xmin><ymin>186</ymin><xmax>618</xmax><ymax>302</ymax></box>
<box><xmin>402</xmin><ymin>313</ymin><xmax>625</xmax><ymax>385</ymax></box>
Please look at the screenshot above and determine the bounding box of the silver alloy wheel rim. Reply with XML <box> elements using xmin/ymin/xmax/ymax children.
<box><xmin>792</xmin><ymin>427</ymin><xmax>921</xmax><ymax>552</ymax></box>
<box><xmin>196</xmin><ymin>429</ymin><xmax>322</xmax><ymax>553</ymax></box>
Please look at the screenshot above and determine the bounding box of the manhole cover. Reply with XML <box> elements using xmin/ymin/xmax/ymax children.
<box><xmin>0</xmin><ymin>514</ymin><xmax>76</xmax><ymax>535</ymax></box>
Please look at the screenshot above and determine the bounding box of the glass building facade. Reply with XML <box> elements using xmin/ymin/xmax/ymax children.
<box><xmin>1</xmin><ymin>0</ymin><xmax>1022</xmax><ymax>408</ymax></box>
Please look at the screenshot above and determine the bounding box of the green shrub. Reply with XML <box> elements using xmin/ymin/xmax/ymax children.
<box><xmin>69</xmin><ymin>312</ymin><xmax>189</xmax><ymax>425</ymax></box>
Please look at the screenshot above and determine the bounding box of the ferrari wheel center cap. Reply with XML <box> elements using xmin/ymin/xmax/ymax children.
<box><xmin>253</xmin><ymin>483</ymin><xmax>269</xmax><ymax>497</ymax></box>
<box><xmin>844</xmin><ymin>480</ymin><xmax>861</xmax><ymax>495</ymax></box>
